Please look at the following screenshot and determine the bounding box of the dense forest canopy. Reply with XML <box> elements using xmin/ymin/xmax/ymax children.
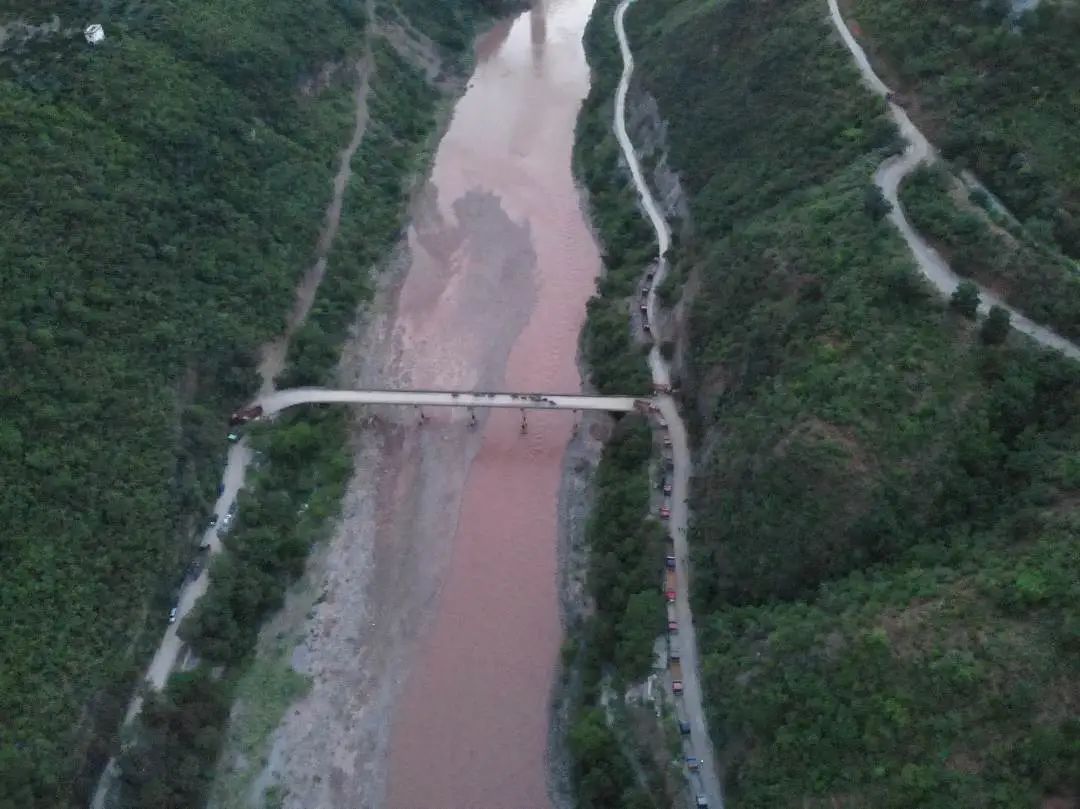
<box><xmin>849</xmin><ymin>0</ymin><xmax>1080</xmax><ymax>260</ymax></box>
<box><xmin>567</xmin><ymin>0</ymin><xmax>1080</xmax><ymax>803</ymax></box>
<box><xmin>0</xmin><ymin>0</ymin><xmax>367</xmax><ymax>803</ymax></box>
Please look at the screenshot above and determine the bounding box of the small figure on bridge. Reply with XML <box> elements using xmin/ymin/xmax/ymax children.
<box><xmin>468</xmin><ymin>408</ymin><xmax>477</xmax><ymax>429</ymax></box>
<box><xmin>520</xmin><ymin>409</ymin><xmax>528</xmax><ymax>434</ymax></box>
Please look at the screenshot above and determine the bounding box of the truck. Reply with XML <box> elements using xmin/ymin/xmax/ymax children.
<box><xmin>229</xmin><ymin>404</ymin><xmax>263</xmax><ymax>426</ymax></box>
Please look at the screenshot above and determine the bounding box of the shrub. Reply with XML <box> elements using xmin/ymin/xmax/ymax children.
<box><xmin>950</xmin><ymin>281</ymin><xmax>980</xmax><ymax>318</ymax></box>
<box><xmin>981</xmin><ymin>305</ymin><xmax>1011</xmax><ymax>345</ymax></box>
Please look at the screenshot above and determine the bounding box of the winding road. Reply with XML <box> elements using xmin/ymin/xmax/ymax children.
<box><xmin>827</xmin><ymin>0</ymin><xmax>1080</xmax><ymax>361</ymax></box>
<box><xmin>613</xmin><ymin>1</ymin><xmax>725</xmax><ymax>807</ymax></box>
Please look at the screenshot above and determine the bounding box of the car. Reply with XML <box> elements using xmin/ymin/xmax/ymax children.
<box><xmin>660</xmin><ymin>505</ymin><xmax>671</xmax><ymax>519</ymax></box>
<box><xmin>664</xmin><ymin>457</ymin><xmax>674</xmax><ymax>470</ymax></box>
<box><xmin>168</xmin><ymin>607</ymin><xmax>178</xmax><ymax>624</ymax></box>
<box><xmin>696</xmin><ymin>796</ymin><xmax>709</xmax><ymax>808</ymax></box>
<box><xmin>640</xmin><ymin>286</ymin><xmax>649</xmax><ymax>297</ymax></box>
<box><xmin>208</xmin><ymin>514</ymin><xmax>218</xmax><ymax>527</ymax></box>
<box><xmin>679</xmin><ymin>720</ymin><xmax>691</xmax><ymax>735</ymax></box>
<box><xmin>663</xmin><ymin>481</ymin><xmax>673</xmax><ymax>494</ymax></box>
<box><xmin>227</xmin><ymin>432</ymin><xmax>239</xmax><ymax>442</ymax></box>
<box><xmin>673</xmin><ymin>680</ymin><xmax>684</xmax><ymax>696</ymax></box>
<box><xmin>646</xmin><ymin>271</ymin><xmax>655</xmax><ymax>281</ymax></box>
<box><xmin>198</xmin><ymin>541</ymin><xmax>211</xmax><ymax>551</ymax></box>
<box><xmin>218</xmin><ymin>482</ymin><xmax>225</xmax><ymax>495</ymax></box>
<box><xmin>686</xmin><ymin>756</ymin><xmax>700</xmax><ymax>771</ymax></box>
<box><xmin>643</xmin><ymin>322</ymin><xmax>651</xmax><ymax>333</ymax></box>
<box><xmin>668</xmin><ymin>619</ymin><xmax>678</xmax><ymax>633</ymax></box>
<box><xmin>666</xmin><ymin>589</ymin><xmax>676</xmax><ymax>603</ymax></box>
<box><xmin>666</xmin><ymin>555</ymin><xmax>676</xmax><ymax>570</ymax></box>
<box><xmin>657</xmin><ymin>416</ymin><xmax>667</xmax><ymax>427</ymax></box>
<box><xmin>663</xmin><ymin>436</ymin><xmax>672</xmax><ymax>447</ymax></box>
<box><xmin>670</xmin><ymin>643</ymin><xmax>681</xmax><ymax>660</ymax></box>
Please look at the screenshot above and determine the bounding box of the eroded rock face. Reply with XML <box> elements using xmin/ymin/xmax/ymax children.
<box><xmin>625</xmin><ymin>90</ymin><xmax>691</xmax><ymax>230</ymax></box>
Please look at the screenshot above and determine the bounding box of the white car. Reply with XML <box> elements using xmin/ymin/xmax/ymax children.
<box><xmin>168</xmin><ymin>607</ymin><xmax>178</xmax><ymax>624</ymax></box>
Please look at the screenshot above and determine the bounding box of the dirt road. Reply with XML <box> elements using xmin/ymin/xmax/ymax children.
<box><xmin>613</xmin><ymin>1</ymin><xmax>725</xmax><ymax>807</ymax></box>
<box><xmin>90</xmin><ymin>52</ymin><xmax>375</xmax><ymax>809</ymax></box>
<box><xmin>827</xmin><ymin>0</ymin><xmax>1080</xmax><ymax>361</ymax></box>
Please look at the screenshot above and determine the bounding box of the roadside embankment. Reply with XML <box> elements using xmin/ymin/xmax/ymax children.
<box><xmin>604</xmin><ymin>0</ymin><xmax>1080</xmax><ymax>804</ymax></box>
<box><xmin>102</xmin><ymin>29</ymin><xmax>458</xmax><ymax>809</ymax></box>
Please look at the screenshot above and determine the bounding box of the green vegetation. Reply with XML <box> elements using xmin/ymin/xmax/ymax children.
<box><xmin>950</xmin><ymin>280</ymin><xmax>980</xmax><ymax>319</ymax></box>
<box><xmin>113</xmin><ymin>38</ymin><xmax>445</xmax><ymax>809</ymax></box>
<box><xmin>113</xmin><ymin>669</ymin><xmax>232</xmax><ymax>809</ymax></box>
<box><xmin>848</xmin><ymin>0</ymin><xmax>1080</xmax><ymax>259</ymax></box>
<box><xmin>207</xmin><ymin>650</ymin><xmax>310</xmax><ymax>808</ymax></box>
<box><xmin>574</xmin><ymin>0</ymin><xmax>653</xmax><ymax>395</ymax></box>
<box><xmin>563</xmin><ymin>419</ymin><xmax>670</xmax><ymax>809</ymax></box>
<box><xmin>981</xmin><ymin>305</ymin><xmax>1011</xmax><ymax>346</ymax></box>
<box><xmin>901</xmin><ymin>165</ymin><xmax>1080</xmax><ymax>339</ymax></box>
<box><xmin>0</xmin><ymin>1</ymin><xmax>365</xmax><ymax>803</ymax></box>
<box><xmin>282</xmin><ymin>41</ymin><xmax>439</xmax><ymax>388</ymax></box>
<box><xmin>571</xmin><ymin>0</ymin><xmax>1080</xmax><ymax>804</ymax></box>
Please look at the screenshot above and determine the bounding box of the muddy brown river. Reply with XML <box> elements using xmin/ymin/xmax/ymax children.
<box><xmin>384</xmin><ymin>2</ymin><xmax>599</xmax><ymax>806</ymax></box>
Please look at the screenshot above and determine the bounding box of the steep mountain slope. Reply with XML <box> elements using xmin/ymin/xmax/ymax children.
<box><xmin>598</xmin><ymin>0</ymin><xmax>1080</xmax><ymax>804</ymax></box>
<box><xmin>0</xmin><ymin>3</ymin><xmax>366</xmax><ymax>803</ymax></box>
<box><xmin>0</xmin><ymin>1</ymin><xmax>494</xmax><ymax>805</ymax></box>
<box><xmin>846</xmin><ymin>0</ymin><xmax>1080</xmax><ymax>260</ymax></box>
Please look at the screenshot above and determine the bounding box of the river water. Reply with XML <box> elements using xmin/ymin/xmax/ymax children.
<box><xmin>383</xmin><ymin>1</ymin><xmax>599</xmax><ymax>806</ymax></box>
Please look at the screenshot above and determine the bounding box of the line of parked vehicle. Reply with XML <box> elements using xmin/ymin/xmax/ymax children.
<box><xmin>650</xmin><ymin>410</ymin><xmax>709</xmax><ymax>809</ymax></box>
<box><xmin>166</xmin><ymin>451</ymin><xmax>240</xmax><ymax>627</ymax></box>
<box><xmin>639</xmin><ymin>299</ymin><xmax>709</xmax><ymax>809</ymax></box>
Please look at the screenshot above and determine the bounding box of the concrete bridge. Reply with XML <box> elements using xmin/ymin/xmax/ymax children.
<box><xmin>255</xmin><ymin>387</ymin><xmax>647</xmax><ymax>417</ymax></box>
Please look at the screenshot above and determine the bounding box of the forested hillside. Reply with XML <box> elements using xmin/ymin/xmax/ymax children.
<box><xmin>847</xmin><ymin>0</ymin><xmax>1080</xmax><ymax>260</ymax></box>
<box><xmin>583</xmin><ymin>0</ymin><xmax>1079</xmax><ymax>804</ymax></box>
<box><xmin>0</xmin><ymin>1</ymin><xmax>371</xmax><ymax>803</ymax></box>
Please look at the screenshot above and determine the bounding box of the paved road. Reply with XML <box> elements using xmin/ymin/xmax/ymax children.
<box><xmin>827</xmin><ymin>0</ymin><xmax>1080</xmax><ymax>361</ymax></box>
<box><xmin>258</xmin><ymin>387</ymin><xmax>643</xmax><ymax>414</ymax></box>
<box><xmin>613</xmin><ymin>2</ymin><xmax>725</xmax><ymax>807</ymax></box>
<box><xmin>90</xmin><ymin>438</ymin><xmax>253</xmax><ymax>809</ymax></box>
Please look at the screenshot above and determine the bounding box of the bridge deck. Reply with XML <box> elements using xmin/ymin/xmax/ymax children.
<box><xmin>258</xmin><ymin>388</ymin><xmax>644</xmax><ymax>414</ymax></box>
